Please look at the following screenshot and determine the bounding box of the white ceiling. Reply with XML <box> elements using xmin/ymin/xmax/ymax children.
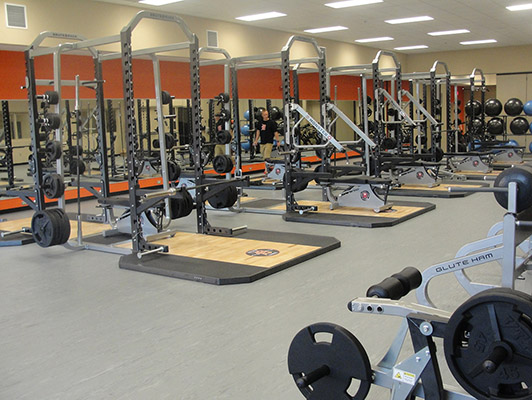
<box><xmin>94</xmin><ymin>0</ymin><xmax>532</xmax><ymax>53</ymax></box>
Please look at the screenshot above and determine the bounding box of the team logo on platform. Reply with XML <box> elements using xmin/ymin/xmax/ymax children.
<box><xmin>246</xmin><ymin>249</ymin><xmax>280</xmax><ymax>257</ymax></box>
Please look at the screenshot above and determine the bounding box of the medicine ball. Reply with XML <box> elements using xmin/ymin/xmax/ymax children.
<box><xmin>504</xmin><ymin>98</ymin><xmax>524</xmax><ymax>116</ymax></box>
<box><xmin>465</xmin><ymin>100</ymin><xmax>482</xmax><ymax>117</ymax></box>
<box><xmin>484</xmin><ymin>98</ymin><xmax>502</xmax><ymax>117</ymax></box>
<box><xmin>486</xmin><ymin>117</ymin><xmax>504</xmax><ymax>135</ymax></box>
<box><xmin>254</xmin><ymin>107</ymin><xmax>265</xmax><ymax>120</ymax></box>
<box><xmin>270</xmin><ymin>106</ymin><xmax>282</xmax><ymax>120</ymax></box>
<box><xmin>510</xmin><ymin>117</ymin><xmax>528</xmax><ymax>135</ymax></box>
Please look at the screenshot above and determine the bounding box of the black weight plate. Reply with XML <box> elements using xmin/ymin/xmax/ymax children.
<box><xmin>218</xmin><ymin>92</ymin><xmax>230</xmax><ymax>103</ymax></box>
<box><xmin>167</xmin><ymin>160</ymin><xmax>181</xmax><ymax>181</ymax></box>
<box><xmin>44</xmin><ymin>90</ymin><xmax>59</xmax><ymax>105</ymax></box>
<box><xmin>207</xmin><ymin>185</ymin><xmax>236</xmax><ymax>209</ymax></box>
<box><xmin>45</xmin><ymin>208</ymin><xmax>62</xmax><ymax>246</ymax></box>
<box><xmin>31</xmin><ymin>210</ymin><xmax>56</xmax><ymax>248</ymax></box>
<box><xmin>45</xmin><ymin>141</ymin><xmax>62</xmax><ymax>161</ymax></box>
<box><xmin>165</xmin><ymin>133</ymin><xmax>176</xmax><ymax>149</ymax></box>
<box><xmin>48</xmin><ymin>208</ymin><xmax>70</xmax><ymax>246</ymax></box>
<box><xmin>69</xmin><ymin>158</ymin><xmax>86</xmax><ymax>175</ymax></box>
<box><xmin>43</xmin><ymin>173</ymin><xmax>65</xmax><ymax>199</ymax></box>
<box><xmin>216</xmin><ymin>130</ymin><xmax>232</xmax><ymax>145</ymax></box>
<box><xmin>54</xmin><ymin>208</ymin><xmax>71</xmax><ymax>245</ymax></box>
<box><xmin>444</xmin><ymin>288</ymin><xmax>532</xmax><ymax>400</ymax></box>
<box><xmin>161</xmin><ymin>90</ymin><xmax>172</xmax><ymax>105</ymax></box>
<box><xmin>45</xmin><ymin>113</ymin><xmax>61</xmax><ymax>130</ymax></box>
<box><xmin>212</xmin><ymin>155</ymin><xmax>233</xmax><ymax>174</ymax></box>
<box><xmin>314</xmin><ymin>165</ymin><xmax>332</xmax><ymax>186</ymax></box>
<box><xmin>288</xmin><ymin>322</ymin><xmax>372</xmax><ymax>400</ymax></box>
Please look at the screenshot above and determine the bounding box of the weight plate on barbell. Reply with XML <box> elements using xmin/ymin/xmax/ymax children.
<box><xmin>207</xmin><ymin>185</ymin><xmax>237</xmax><ymax>209</ymax></box>
<box><xmin>48</xmin><ymin>208</ymin><xmax>71</xmax><ymax>245</ymax></box>
<box><xmin>444</xmin><ymin>288</ymin><xmax>532</xmax><ymax>400</ymax></box>
<box><xmin>288</xmin><ymin>322</ymin><xmax>372</xmax><ymax>400</ymax></box>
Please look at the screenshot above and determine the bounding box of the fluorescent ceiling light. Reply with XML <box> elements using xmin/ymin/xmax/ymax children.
<box><xmin>139</xmin><ymin>0</ymin><xmax>183</xmax><ymax>5</ymax></box>
<box><xmin>236</xmin><ymin>11</ymin><xmax>287</xmax><ymax>22</ymax></box>
<box><xmin>507</xmin><ymin>3</ymin><xmax>532</xmax><ymax>11</ymax></box>
<box><xmin>428</xmin><ymin>29</ymin><xmax>470</xmax><ymax>36</ymax></box>
<box><xmin>356</xmin><ymin>36</ymin><xmax>394</xmax><ymax>43</ymax></box>
<box><xmin>304</xmin><ymin>26</ymin><xmax>348</xmax><ymax>33</ymax></box>
<box><xmin>385</xmin><ymin>16</ymin><xmax>433</xmax><ymax>24</ymax></box>
<box><xmin>460</xmin><ymin>39</ymin><xmax>497</xmax><ymax>45</ymax></box>
<box><xmin>325</xmin><ymin>0</ymin><xmax>383</xmax><ymax>8</ymax></box>
<box><xmin>394</xmin><ymin>45</ymin><xmax>428</xmax><ymax>50</ymax></box>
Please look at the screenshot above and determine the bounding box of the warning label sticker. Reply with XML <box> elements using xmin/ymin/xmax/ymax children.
<box><xmin>392</xmin><ymin>368</ymin><xmax>416</xmax><ymax>385</ymax></box>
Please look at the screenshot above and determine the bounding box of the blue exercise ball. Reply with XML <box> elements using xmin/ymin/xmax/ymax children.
<box><xmin>243</xmin><ymin>110</ymin><xmax>250</xmax><ymax>121</ymax></box>
<box><xmin>241</xmin><ymin>124</ymin><xmax>250</xmax><ymax>137</ymax></box>
<box><xmin>508</xmin><ymin>139</ymin><xmax>518</xmax><ymax>147</ymax></box>
<box><xmin>524</xmin><ymin>101</ymin><xmax>532</xmax><ymax>116</ymax></box>
<box><xmin>241</xmin><ymin>140</ymin><xmax>251</xmax><ymax>151</ymax></box>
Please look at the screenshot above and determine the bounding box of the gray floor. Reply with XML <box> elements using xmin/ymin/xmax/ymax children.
<box><xmin>0</xmin><ymin>185</ymin><xmax>528</xmax><ymax>399</ymax></box>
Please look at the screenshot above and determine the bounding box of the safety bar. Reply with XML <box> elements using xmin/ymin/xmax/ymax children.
<box><xmin>325</xmin><ymin>103</ymin><xmax>376</xmax><ymax>148</ymax></box>
<box><xmin>378</xmin><ymin>89</ymin><xmax>416</xmax><ymax>126</ymax></box>
<box><xmin>400</xmin><ymin>90</ymin><xmax>439</xmax><ymax>126</ymax></box>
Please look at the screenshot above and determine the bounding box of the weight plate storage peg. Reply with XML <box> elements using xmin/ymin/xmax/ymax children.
<box><xmin>31</xmin><ymin>208</ymin><xmax>70</xmax><ymax>248</ymax></box>
<box><xmin>45</xmin><ymin>140</ymin><xmax>62</xmax><ymax>161</ymax></box>
<box><xmin>444</xmin><ymin>288</ymin><xmax>532</xmax><ymax>400</ymax></box>
<box><xmin>288</xmin><ymin>322</ymin><xmax>372</xmax><ymax>400</ymax></box>
<box><xmin>212</xmin><ymin>155</ymin><xmax>233</xmax><ymax>174</ymax></box>
<box><xmin>42</xmin><ymin>173</ymin><xmax>65</xmax><ymax>199</ymax></box>
<box><xmin>207</xmin><ymin>185</ymin><xmax>238</xmax><ymax>209</ymax></box>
